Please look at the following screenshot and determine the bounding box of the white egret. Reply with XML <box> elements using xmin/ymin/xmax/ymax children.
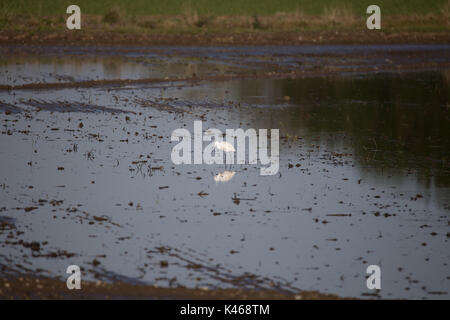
<box><xmin>213</xmin><ymin>141</ymin><xmax>235</xmax><ymax>153</ymax></box>
<box><xmin>213</xmin><ymin>141</ymin><xmax>235</xmax><ymax>169</ymax></box>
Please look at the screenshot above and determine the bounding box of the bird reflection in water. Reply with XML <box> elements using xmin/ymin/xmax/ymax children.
<box><xmin>214</xmin><ymin>171</ymin><xmax>236</xmax><ymax>182</ymax></box>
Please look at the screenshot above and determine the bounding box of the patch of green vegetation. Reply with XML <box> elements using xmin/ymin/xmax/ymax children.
<box><xmin>0</xmin><ymin>0</ymin><xmax>447</xmax><ymax>17</ymax></box>
<box><xmin>1</xmin><ymin>0</ymin><xmax>447</xmax><ymax>34</ymax></box>
<box><xmin>103</xmin><ymin>6</ymin><xmax>126</xmax><ymax>24</ymax></box>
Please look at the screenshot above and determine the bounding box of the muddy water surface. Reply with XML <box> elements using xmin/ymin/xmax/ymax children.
<box><xmin>0</xmin><ymin>45</ymin><xmax>449</xmax><ymax>299</ymax></box>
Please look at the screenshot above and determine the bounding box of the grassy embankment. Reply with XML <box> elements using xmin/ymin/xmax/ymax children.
<box><xmin>0</xmin><ymin>0</ymin><xmax>448</xmax><ymax>44</ymax></box>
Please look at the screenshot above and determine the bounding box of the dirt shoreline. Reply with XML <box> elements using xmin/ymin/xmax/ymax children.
<box><xmin>1</xmin><ymin>30</ymin><xmax>449</xmax><ymax>46</ymax></box>
<box><xmin>0</xmin><ymin>276</ymin><xmax>346</xmax><ymax>300</ymax></box>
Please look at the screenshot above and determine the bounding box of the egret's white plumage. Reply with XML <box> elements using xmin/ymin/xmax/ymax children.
<box><xmin>213</xmin><ymin>141</ymin><xmax>235</xmax><ymax>153</ymax></box>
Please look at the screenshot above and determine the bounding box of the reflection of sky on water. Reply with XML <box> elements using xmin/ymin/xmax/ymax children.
<box><xmin>0</xmin><ymin>55</ymin><xmax>241</xmax><ymax>85</ymax></box>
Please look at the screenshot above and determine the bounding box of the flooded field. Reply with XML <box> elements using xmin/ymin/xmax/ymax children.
<box><xmin>0</xmin><ymin>44</ymin><xmax>449</xmax><ymax>299</ymax></box>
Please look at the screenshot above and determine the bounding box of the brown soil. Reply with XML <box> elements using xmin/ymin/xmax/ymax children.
<box><xmin>0</xmin><ymin>276</ymin><xmax>346</xmax><ymax>300</ymax></box>
<box><xmin>1</xmin><ymin>12</ymin><xmax>448</xmax><ymax>46</ymax></box>
<box><xmin>1</xmin><ymin>30</ymin><xmax>449</xmax><ymax>47</ymax></box>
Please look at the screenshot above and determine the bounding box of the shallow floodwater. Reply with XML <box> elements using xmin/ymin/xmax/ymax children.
<box><xmin>0</xmin><ymin>45</ymin><xmax>449</xmax><ymax>299</ymax></box>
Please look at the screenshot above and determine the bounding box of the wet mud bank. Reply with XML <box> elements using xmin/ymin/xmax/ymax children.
<box><xmin>1</xmin><ymin>30</ymin><xmax>449</xmax><ymax>47</ymax></box>
<box><xmin>0</xmin><ymin>274</ymin><xmax>344</xmax><ymax>300</ymax></box>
